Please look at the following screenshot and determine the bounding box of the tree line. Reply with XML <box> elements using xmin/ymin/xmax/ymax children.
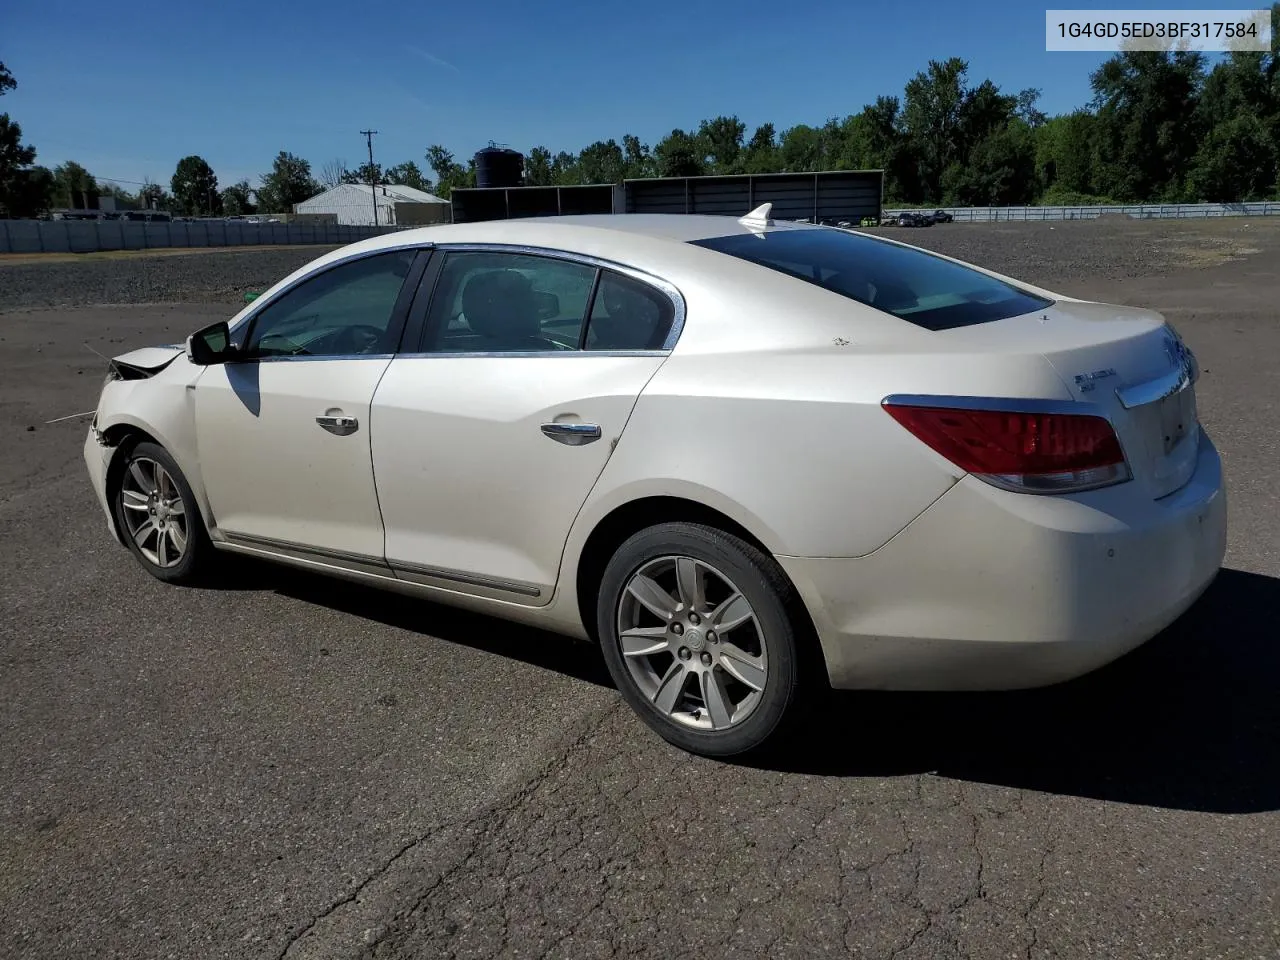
<box><xmin>1</xmin><ymin>24</ymin><xmax>1277</xmax><ymax>219</ymax></box>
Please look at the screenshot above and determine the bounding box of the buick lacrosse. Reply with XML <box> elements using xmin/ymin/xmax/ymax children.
<box><xmin>85</xmin><ymin>208</ymin><xmax>1226</xmax><ymax>756</ymax></box>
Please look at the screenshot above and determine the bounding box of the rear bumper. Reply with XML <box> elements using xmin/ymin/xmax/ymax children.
<box><xmin>84</xmin><ymin>426</ymin><xmax>122</xmax><ymax>545</ymax></box>
<box><xmin>778</xmin><ymin>433</ymin><xmax>1227</xmax><ymax>691</ymax></box>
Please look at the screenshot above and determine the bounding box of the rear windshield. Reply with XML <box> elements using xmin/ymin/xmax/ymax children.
<box><xmin>690</xmin><ymin>228</ymin><xmax>1053</xmax><ymax>331</ymax></box>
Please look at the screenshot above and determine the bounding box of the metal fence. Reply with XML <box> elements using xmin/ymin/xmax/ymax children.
<box><xmin>0</xmin><ymin>219</ymin><xmax>405</xmax><ymax>255</ymax></box>
<box><xmin>881</xmin><ymin>202</ymin><xmax>1280</xmax><ymax>222</ymax></box>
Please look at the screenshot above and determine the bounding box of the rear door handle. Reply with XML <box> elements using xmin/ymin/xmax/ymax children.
<box><xmin>540</xmin><ymin>422</ymin><xmax>601</xmax><ymax>446</ymax></box>
<box><xmin>316</xmin><ymin>414</ymin><xmax>359</xmax><ymax>436</ymax></box>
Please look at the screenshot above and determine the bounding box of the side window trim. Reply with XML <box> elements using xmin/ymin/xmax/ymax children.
<box><xmin>576</xmin><ymin>270</ymin><xmax>603</xmax><ymax>350</ymax></box>
<box><xmin>230</xmin><ymin>243</ymin><xmax>433</xmax><ymax>358</ymax></box>
<box><xmin>404</xmin><ymin>250</ymin><xmax>448</xmax><ymax>354</ymax></box>
<box><xmin>583</xmin><ymin>268</ymin><xmax>678</xmax><ymax>352</ymax></box>
<box><xmin>397</xmin><ymin>242</ymin><xmax>687</xmax><ymax>358</ymax></box>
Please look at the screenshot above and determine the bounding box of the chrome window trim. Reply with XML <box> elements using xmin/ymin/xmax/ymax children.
<box><xmin>424</xmin><ymin>242</ymin><xmax>687</xmax><ymax>354</ymax></box>
<box><xmin>395</xmin><ymin>349</ymin><xmax>670</xmax><ymax>360</ymax></box>
<box><xmin>244</xmin><ymin>353</ymin><xmax>397</xmax><ymax>363</ymax></box>
<box><xmin>227</xmin><ymin>241</ymin><xmax>434</xmax><ymax>338</ymax></box>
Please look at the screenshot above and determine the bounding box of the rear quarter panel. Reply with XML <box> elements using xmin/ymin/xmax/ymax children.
<box><xmin>566</xmin><ymin>265</ymin><xmax>1075</xmax><ymax>560</ymax></box>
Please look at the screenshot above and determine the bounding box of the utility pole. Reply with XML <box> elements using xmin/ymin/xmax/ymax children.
<box><xmin>360</xmin><ymin>129</ymin><xmax>379</xmax><ymax>226</ymax></box>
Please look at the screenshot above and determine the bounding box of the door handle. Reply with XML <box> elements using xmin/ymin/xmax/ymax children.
<box><xmin>540</xmin><ymin>422</ymin><xmax>602</xmax><ymax>446</ymax></box>
<box><xmin>316</xmin><ymin>414</ymin><xmax>359</xmax><ymax>436</ymax></box>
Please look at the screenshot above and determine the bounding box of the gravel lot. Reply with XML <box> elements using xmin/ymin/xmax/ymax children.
<box><xmin>2</xmin><ymin>219</ymin><xmax>1278</xmax><ymax>960</ymax></box>
<box><xmin>0</xmin><ymin>246</ymin><xmax>337</xmax><ymax>311</ymax></box>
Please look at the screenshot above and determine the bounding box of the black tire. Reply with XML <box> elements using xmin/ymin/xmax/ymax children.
<box><xmin>111</xmin><ymin>440</ymin><xmax>213</xmax><ymax>585</ymax></box>
<box><xmin>597</xmin><ymin>522</ymin><xmax>807</xmax><ymax>758</ymax></box>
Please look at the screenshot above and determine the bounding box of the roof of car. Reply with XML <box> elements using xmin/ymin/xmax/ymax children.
<box><xmin>369</xmin><ymin>213</ymin><xmax>819</xmax><ymax>249</ymax></box>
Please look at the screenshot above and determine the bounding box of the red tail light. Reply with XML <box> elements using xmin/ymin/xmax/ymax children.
<box><xmin>882</xmin><ymin>400</ymin><xmax>1130</xmax><ymax>494</ymax></box>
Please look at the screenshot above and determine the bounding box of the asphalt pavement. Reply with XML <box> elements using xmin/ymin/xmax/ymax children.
<box><xmin>2</xmin><ymin>220</ymin><xmax>1278</xmax><ymax>959</ymax></box>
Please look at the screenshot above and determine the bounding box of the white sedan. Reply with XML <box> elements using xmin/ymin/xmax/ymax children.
<box><xmin>84</xmin><ymin>207</ymin><xmax>1227</xmax><ymax>757</ymax></box>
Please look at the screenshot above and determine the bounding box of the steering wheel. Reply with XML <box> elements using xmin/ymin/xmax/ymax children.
<box><xmin>330</xmin><ymin>324</ymin><xmax>387</xmax><ymax>355</ymax></box>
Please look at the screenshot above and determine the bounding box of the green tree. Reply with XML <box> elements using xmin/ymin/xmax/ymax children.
<box><xmin>1089</xmin><ymin>50</ymin><xmax>1207</xmax><ymax>201</ymax></box>
<box><xmin>257</xmin><ymin>151</ymin><xmax>319</xmax><ymax>212</ymax></box>
<box><xmin>551</xmin><ymin>150</ymin><xmax>580</xmax><ymax>185</ymax></box>
<box><xmin>742</xmin><ymin>123</ymin><xmax>780</xmax><ymax>173</ymax></box>
<box><xmin>698</xmin><ymin>116</ymin><xmax>746</xmax><ymax>173</ymax></box>
<box><xmin>1189</xmin><ymin>114</ymin><xmax>1277</xmax><ymax>200</ymax></box>
<box><xmin>220</xmin><ymin>180</ymin><xmax>256</xmax><ymax>215</ymax></box>
<box><xmin>137</xmin><ymin>178</ymin><xmax>171</xmax><ymax>210</ymax></box>
<box><xmin>384</xmin><ymin>161</ymin><xmax>429</xmax><ymax>191</ymax></box>
<box><xmin>1035</xmin><ymin>111</ymin><xmax>1100</xmax><ymax>197</ymax></box>
<box><xmin>523</xmin><ymin>146</ymin><xmax>554</xmax><ymax>186</ymax></box>
<box><xmin>622</xmin><ymin>134</ymin><xmax>656</xmax><ymax>179</ymax></box>
<box><xmin>171</xmin><ymin>155</ymin><xmax>221</xmax><ymax>215</ymax></box>
<box><xmin>837</xmin><ymin>97</ymin><xmax>921</xmax><ymax>201</ymax></box>
<box><xmin>902</xmin><ymin>57</ymin><xmax>970</xmax><ymax>201</ymax></box>
<box><xmin>779</xmin><ymin>124</ymin><xmax>823</xmax><ymax>171</ymax></box>
<box><xmin>1016</xmin><ymin>88</ymin><xmax>1048</xmax><ymax>128</ymax></box>
<box><xmin>341</xmin><ymin>162</ymin><xmax>383</xmax><ymax>186</ymax></box>
<box><xmin>4</xmin><ymin>165</ymin><xmax>55</xmax><ymax>217</ymax></box>
<box><xmin>0</xmin><ymin>61</ymin><xmax>41</xmax><ymax>216</ymax></box>
<box><xmin>577</xmin><ymin>139</ymin><xmax>625</xmax><ymax>183</ymax></box>
<box><xmin>52</xmin><ymin>161</ymin><xmax>98</xmax><ymax>209</ymax></box>
<box><xmin>944</xmin><ymin>120</ymin><xmax>1037</xmax><ymax>205</ymax></box>
<box><xmin>424</xmin><ymin>145</ymin><xmax>473</xmax><ymax>198</ymax></box>
<box><xmin>653</xmin><ymin>129</ymin><xmax>706</xmax><ymax>177</ymax></box>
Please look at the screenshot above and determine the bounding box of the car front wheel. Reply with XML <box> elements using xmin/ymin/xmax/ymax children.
<box><xmin>597</xmin><ymin>522</ymin><xmax>804</xmax><ymax>757</ymax></box>
<box><xmin>112</xmin><ymin>440</ymin><xmax>211</xmax><ymax>584</ymax></box>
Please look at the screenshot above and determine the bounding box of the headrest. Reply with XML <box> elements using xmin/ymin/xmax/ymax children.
<box><xmin>461</xmin><ymin>270</ymin><xmax>540</xmax><ymax>340</ymax></box>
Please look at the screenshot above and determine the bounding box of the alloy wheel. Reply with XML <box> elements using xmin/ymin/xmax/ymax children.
<box><xmin>616</xmin><ymin>555</ymin><xmax>768</xmax><ymax>731</ymax></box>
<box><xmin>119</xmin><ymin>457</ymin><xmax>189</xmax><ymax>569</ymax></box>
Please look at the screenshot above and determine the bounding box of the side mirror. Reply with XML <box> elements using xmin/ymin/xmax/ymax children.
<box><xmin>533</xmin><ymin>290</ymin><xmax>560</xmax><ymax>321</ymax></box>
<box><xmin>186</xmin><ymin>320</ymin><xmax>237</xmax><ymax>365</ymax></box>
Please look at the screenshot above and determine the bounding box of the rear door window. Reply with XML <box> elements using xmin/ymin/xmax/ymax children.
<box><xmin>584</xmin><ymin>271</ymin><xmax>675</xmax><ymax>351</ymax></box>
<box><xmin>691</xmin><ymin>228</ymin><xmax>1052</xmax><ymax>331</ymax></box>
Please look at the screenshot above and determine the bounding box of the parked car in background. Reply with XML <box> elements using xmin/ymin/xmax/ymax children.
<box><xmin>931</xmin><ymin>209</ymin><xmax>955</xmax><ymax>223</ymax></box>
<box><xmin>84</xmin><ymin>208</ymin><xmax>1226</xmax><ymax>758</ymax></box>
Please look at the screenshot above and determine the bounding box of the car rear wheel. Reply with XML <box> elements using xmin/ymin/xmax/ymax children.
<box><xmin>112</xmin><ymin>441</ymin><xmax>211</xmax><ymax>585</ymax></box>
<box><xmin>597</xmin><ymin>522</ymin><xmax>803</xmax><ymax>757</ymax></box>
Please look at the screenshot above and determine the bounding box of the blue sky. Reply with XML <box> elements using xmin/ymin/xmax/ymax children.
<box><xmin>0</xmin><ymin>0</ymin><xmax>1220</xmax><ymax>191</ymax></box>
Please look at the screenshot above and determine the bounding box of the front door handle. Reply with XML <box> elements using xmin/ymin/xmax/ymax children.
<box><xmin>541</xmin><ymin>422</ymin><xmax>601</xmax><ymax>446</ymax></box>
<box><xmin>316</xmin><ymin>414</ymin><xmax>359</xmax><ymax>436</ymax></box>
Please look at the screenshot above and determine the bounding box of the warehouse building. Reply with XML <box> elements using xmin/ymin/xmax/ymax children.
<box><xmin>293</xmin><ymin>183</ymin><xmax>449</xmax><ymax>226</ymax></box>
<box><xmin>450</xmin><ymin>165</ymin><xmax>883</xmax><ymax>225</ymax></box>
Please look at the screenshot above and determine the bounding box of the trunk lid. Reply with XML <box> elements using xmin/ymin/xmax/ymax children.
<box><xmin>942</xmin><ymin>300</ymin><xmax>1201</xmax><ymax>499</ymax></box>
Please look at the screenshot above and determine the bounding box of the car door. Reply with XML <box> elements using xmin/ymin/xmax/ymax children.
<box><xmin>370</xmin><ymin>247</ymin><xmax>681</xmax><ymax>603</ymax></box>
<box><xmin>194</xmin><ymin>247</ymin><xmax>426</xmax><ymax>564</ymax></box>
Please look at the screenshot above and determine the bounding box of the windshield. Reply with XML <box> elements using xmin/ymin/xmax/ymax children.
<box><xmin>690</xmin><ymin>228</ymin><xmax>1053</xmax><ymax>331</ymax></box>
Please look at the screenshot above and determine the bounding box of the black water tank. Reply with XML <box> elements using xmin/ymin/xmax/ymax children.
<box><xmin>475</xmin><ymin>145</ymin><xmax>524</xmax><ymax>188</ymax></box>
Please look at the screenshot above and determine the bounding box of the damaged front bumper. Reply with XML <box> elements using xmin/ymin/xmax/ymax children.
<box><xmin>83</xmin><ymin>417</ymin><xmax>122</xmax><ymax>545</ymax></box>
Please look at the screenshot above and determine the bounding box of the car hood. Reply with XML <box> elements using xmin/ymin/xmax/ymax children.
<box><xmin>111</xmin><ymin>344</ymin><xmax>184</xmax><ymax>372</ymax></box>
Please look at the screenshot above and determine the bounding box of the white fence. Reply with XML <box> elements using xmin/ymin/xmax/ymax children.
<box><xmin>882</xmin><ymin>201</ymin><xmax>1280</xmax><ymax>222</ymax></box>
<box><xmin>0</xmin><ymin>219</ymin><xmax>406</xmax><ymax>254</ymax></box>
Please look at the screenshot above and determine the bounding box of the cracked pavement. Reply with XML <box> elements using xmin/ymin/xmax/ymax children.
<box><xmin>3</xmin><ymin>219</ymin><xmax>1279</xmax><ymax>959</ymax></box>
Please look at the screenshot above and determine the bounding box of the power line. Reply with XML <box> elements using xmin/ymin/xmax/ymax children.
<box><xmin>360</xmin><ymin>129</ymin><xmax>378</xmax><ymax>226</ymax></box>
